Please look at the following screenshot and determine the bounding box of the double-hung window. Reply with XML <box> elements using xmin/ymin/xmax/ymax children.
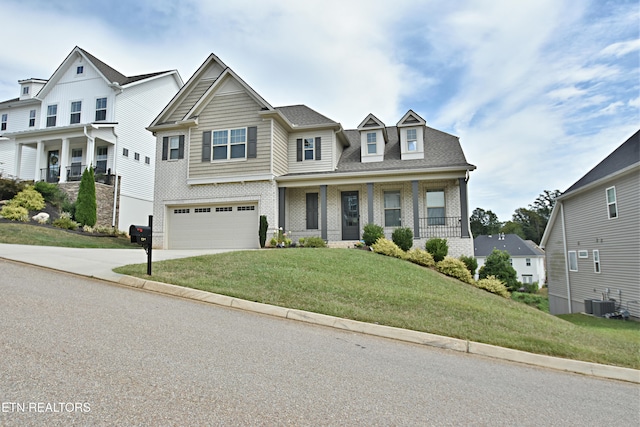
<box><xmin>29</xmin><ymin>110</ymin><xmax>36</xmax><ymax>127</ymax></box>
<box><xmin>70</xmin><ymin>101</ymin><xmax>82</xmax><ymax>124</ymax></box>
<box><xmin>384</xmin><ymin>191</ymin><xmax>401</xmax><ymax>227</ymax></box>
<box><xmin>407</xmin><ymin>129</ymin><xmax>417</xmax><ymax>152</ymax></box>
<box><xmin>1</xmin><ymin>114</ymin><xmax>7</xmax><ymax>131</ymax></box>
<box><xmin>526</xmin><ymin>258</ymin><xmax>531</xmax><ymax>266</ymax></box>
<box><xmin>593</xmin><ymin>250</ymin><xmax>601</xmax><ymax>273</ymax></box>
<box><xmin>95</xmin><ymin>98</ymin><xmax>107</xmax><ymax>121</ymax></box>
<box><xmin>46</xmin><ymin>105</ymin><xmax>57</xmax><ymax>127</ymax></box>
<box><xmin>304</xmin><ymin>138</ymin><xmax>315</xmax><ymax>160</ymax></box>
<box><xmin>212</xmin><ymin>128</ymin><xmax>246</xmax><ymax>160</ymax></box>
<box><xmin>169</xmin><ymin>136</ymin><xmax>180</xmax><ymax>160</ymax></box>
<box><xmin>96</xmin><ymin>146</ymin><xmax>108</xmax><ymax>173</ymax></box>
<box><xmin>426</xmin><ymin>190</ymin><xmax>445</xmax><ymax>225</ymax></box>
<box><xmin>568</xmin><ymin>251</ymin><xmax>578</xmax><ymax>272</ymax></box>
<box><xmin>367</xmin><ymin>132</ymin><xmax>377</xmax><ymax>154</ymax></box>
<box><xmin>70</xmin><ymin>149</ymin><xmax>82</xmax><ymax>178</ymax></box>
<box><xmin>606</xmin><ymin>187</ymin><xmax>617</xmax><ymax>219</ymax></box>
<box><xmin>22</xmin><ymin>87</ymin><xmax>29</xmax><ymax>95</ymax></box>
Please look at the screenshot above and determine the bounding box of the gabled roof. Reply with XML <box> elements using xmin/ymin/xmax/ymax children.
<box><xmin>563</xmin><ymin>129</ymin><xmax>639</xmax><ymax>195</ymax></box>
<box><xmin>275</xmin><ymin>105</ymin><xmax>338</xmax><ymax>127</ymax></box>
<box><xmin>397</xmin><ymin>110</ymin><xmax>426</xmax><ymax>127</ymax></box>
<box><xmin>357</xmin><ymin>113</ymin><xmax>385</xmax><ymax>130</ymax></box>
<box><xmin>474</xmin><ymin>234</ymin><xmax>545</xmax><ymax>257</ymax></box>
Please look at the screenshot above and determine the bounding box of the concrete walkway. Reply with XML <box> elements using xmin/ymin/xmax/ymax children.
<box><xmin>0</xmin><ymin>243</ymin><xmax>638</xmax><ymax>384</ymax></box>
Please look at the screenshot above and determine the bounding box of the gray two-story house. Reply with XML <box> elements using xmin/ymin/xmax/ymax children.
<box><xmin>148</xmin><ymin>53</ymin><xmax>476</xmax><ymax>255</ymax></box>
<box><xmin>541</xmin><ymin>130</ymin><xmax>639</xmax><ymax>318</ymax></box>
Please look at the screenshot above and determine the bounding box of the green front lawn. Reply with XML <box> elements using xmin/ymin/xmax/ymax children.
<box><xmin>0</xmin><ymin>222</ymin><xmax>137</xmax><ymax>248</ymax></box>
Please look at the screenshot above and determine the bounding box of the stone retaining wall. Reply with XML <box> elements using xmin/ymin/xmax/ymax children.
<box><xmin>58</xmin><ymin>177</ymin><xmax>120</xmax><ymax>228</ymax></box>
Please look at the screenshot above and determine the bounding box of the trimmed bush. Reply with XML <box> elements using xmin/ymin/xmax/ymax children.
<box><xmin>0</xmin><ymin>177</ymin><xmax>27</xmax><ymax>200</ymax></box>
<box><xmin>436</xmin><ymin>256</ymin><xmax>474</xmax><ymax>284</ymax></box>
<box><xmin>371</xmin><ymin>238</ymin><xmax>407</xmax><ymax>260</ymax></box>
<box><xmin>75</xmin><ymin>167</ymin><xmax>97</xmax><ymax>227</ymax></box>
<box><xmin>391</xmin><ymin>227</ymin><xmax>413</xmax><ymax>251</ymax></box>
<box><xmin>425</xmin><ymin>238</ymin><xmax>448</xmax><ymax>262</ymax></box>
<box><xmin>476</xmin><ymin>275</ymin><xmax>510</xmax><ymax>298</ymax></box>
<box><xmin>53</xmin><ymin>212</ymin><xmax>79</xmax><ymax>230</ymax></box>
<box><xmin>259</xmin><ymin>215</ymin><xmax>268</xmax><ymax>248</ymax></box>
<box><xmin>0</xmin><ymin>204</ymin><xmax>29</xmax><ymax>222</ymax></box>
<box><xmin>10</xmin><ymin>186</ymin><xmax>45</xmax><ymax>211</ymax></box>
<box><xmin>362</xmin><ymin>223</ymin><xmax>384</xmax><ymax>246</ymax></box>
<box><xmin>459</xmin><ymin>255</ymin><xmax>478</xmax><ymax>277</ymax></box>
<box><xmin>406</xmin><ymin>248</ymin><xmax>435</xmax><ymax>268</ymax></box>
<box><xmin>34</xmin><ymin>181</ymin><xmax>68</xmax><ymax>207</ymax></box>
<box><xmin>301</xmin><ymin>236</ymin><xmax>326</xmax><ymax>248</ymax></box>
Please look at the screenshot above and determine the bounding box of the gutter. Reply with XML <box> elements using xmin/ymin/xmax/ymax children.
<box><xmin>560</xmin><ymin>202</ymin><xmax>572</xmax><ymax>313</ymax></box>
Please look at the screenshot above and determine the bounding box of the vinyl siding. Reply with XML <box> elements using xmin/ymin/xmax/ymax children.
<box><xmin>272</xmin><ymin>119</ymin><xmax>288</xmax><ymax>176</ymax></box>
<box><xmin>547</xmin><ymin>170</ymin><xmax>640</xmax><ymax>317</ymax></box>
<box><xmin>288</xmin><ymin>129</ymin><xmax>334</xmax><ymax>173</ymax></box>
<box><xmin>188</xmin><ymin>92</ymin><xmax>271</xmax><ymax>179</ymax></box>
<box><xmin>166</xmin><ymin>80</ymin><xmax>212</xmax><ymax>123</ymax></box>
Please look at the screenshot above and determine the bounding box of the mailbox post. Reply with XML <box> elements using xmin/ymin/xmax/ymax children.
<box><xmin>129</xmin><ymin>215</ymin><xmax>153</xmax><ymax>275</ymax></box>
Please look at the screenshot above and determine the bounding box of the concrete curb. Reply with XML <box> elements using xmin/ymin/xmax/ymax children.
<box><xmin>119</xmin><ymin>275</ymin><xmax>640</xmax><ymax>384</ymax></box>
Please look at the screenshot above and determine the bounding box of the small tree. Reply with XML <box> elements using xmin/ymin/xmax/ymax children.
<box><xmin>425</xmin><ymin>238</ymin><xmax>448</xmax><ymax>262</ymax></box>
<box><xmin>259</xmin><ymin>215</ymin><xmax>268</xmax><ymax>248</ymax></box>
<box><xmin>391</xmin><ymin>227</ymin><xmax>413</xmax><ymax>251</ymax></box>
<box><xmin>362</xmin><ymin>223</ymin><xmax>384</xmax><ymax>246</ymax></box>
<box><xmin>75</xmin><ymin>167</ymin><xmax>97</xmax><ymax>227</ymax></box>
<box><xmin>459</xmin><ymin>255</ymin><xmax>478</xmax><ymax>277</ymax></box>
<box><xmin>478</xmin><ymin>249</ymin><xmax>518</xmax><ymax>291</ymax></box>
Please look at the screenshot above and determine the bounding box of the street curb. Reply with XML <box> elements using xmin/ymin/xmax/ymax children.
<box><xmin>119</xmin><ymin>275</ymin><xmax>640</xmax><ymax>384</ymax></box>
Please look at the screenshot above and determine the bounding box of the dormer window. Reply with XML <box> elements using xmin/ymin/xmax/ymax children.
<box><xmin>407</xmin><ymin>129</ymin><xmax>417</xmax><ymax>152</ymax></box>
<box><xmin>367</xmin><ymin>132</ymin><xmax>377</xmax><ymax>154</ymax></box>
<box><xmin>77</xmin><ymin>66</ymin><xmax>84</xmax><ymax>74</ymax></box>
<box><xmin>22</xmin><ymin>87</ymin><xmax>29</xmax><ymax>95</ymax></box>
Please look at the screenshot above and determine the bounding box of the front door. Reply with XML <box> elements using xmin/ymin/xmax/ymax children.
<box><xmin>47</xmin><ymin>150</ymin><xmax>60</xmax><ymax>183</ymax></box>
<box><xmin>341</xmin><ymin>191</ymin><xmax>359</xmax><ymax>240</ymax></box>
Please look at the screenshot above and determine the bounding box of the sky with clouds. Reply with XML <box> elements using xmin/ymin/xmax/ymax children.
<box><xmin>1</xmin><ymin>0</ymin><xmax>638</xmax><ymax>220</ymax></box>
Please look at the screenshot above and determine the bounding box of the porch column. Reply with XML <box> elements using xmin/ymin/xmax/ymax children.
<box><xmin>367</xmin><ymin>183</ymin><xmax>374</xmax><ymax>225</ymax></box>
<box><xmin>320</xmin><ymin>185</ymin><xmax>327</xmax><ymax>241</ymax></box>
<box><xmin>412</xmin><ymin>180</ymin><xmax>420</xmax><ymax>239</ymax></box>
<box><xmin>33</xmin><ymin>140</ymin><xmax>44</xmax><ymax>182</ymax></box>
<box><xmin>13</xmin><ymin>141</ymin><xmax>22</xmax><ymax>178</ymax></box>
<box><xmin>458</xmin><ymin>177</ymin><xmax>470</xmax><ymax>238</ymax></box>
<box><xmin>86</xmin><ymin>135</ymin><xmax>95</xmax><ymax>167</ymax></box>
<box><xmin>278</xmin><ymin>187</ymin><xmax>286</xmax><ymax>229</ymax></box>
<box><xmin>59</xmin><ymin>138</ymin><xmax>70</xmax><ymax>183</ymax></box>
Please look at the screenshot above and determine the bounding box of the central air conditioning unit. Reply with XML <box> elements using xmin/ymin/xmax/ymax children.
<box><xmin>592</xmin><ymin>300</ymin><xmax>616</xmax><ymax>317</ymax></box>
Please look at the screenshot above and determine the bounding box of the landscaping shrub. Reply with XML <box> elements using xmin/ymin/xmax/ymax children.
<box><xmin>391</xmin><ymin>227</ymin><xmax>413</xmax><ymax>251</ymax></box>
<box><xmin>476</xmin><ymin>275</ymin><xmax>510</xmax><ymax>298</ymax></box>
<box><xmin>406</xmin><ymin>248</ymin><xmax>435</xmax><ymax>268</ymax></box>
<box><xmin>75</xmin><ymin>167</ymin><xmax>97</xmax><ymax>227</ymax></box>
<box><xmin>34</xmin><ymin>181</ymin><xmax>67</xmax><ymax>207</ymax></box>
<box><xmin>425</xmin><ymin>238</ymin><xmax>448</xmax><ymax>262</ymax></box>
<box><xmin>511</xmin><ymin>291</ymin><xmax>549</xmax><ymax>311</ymax></box>
<box><xmin>519</xmin><ymin>281</ymin><xmax>539</xmax><ymax>294</ymax></box>
<box><xmin>371</xmin><ymin>238</ymin><xmax>407</xmax><ymax>260</ymax></box>
<box><xmin>436</xmin><ymin>256</ymin><xmax>474</xmax><ymax>284</ymax></box>
<box><xmin>259</xmin><ymin>215</ymin><xmax>268</xmax><ymax>248</ymax></box>
<box><xmin>301</xmin><ymin>236</ymin><xmax>326</xmax><ymax>248</ymax></box>
<box><xmin>0</xmin><ymin>204</ymin><xmax>29</xmax><ymax>222</ymax></box>
<box><xmin>362</xmin><ymin>223</ymin><xmax>384</xmax><ymax>246</ymax></box>
<box><xmin>0</xmin><ymin>177</ymin><xmax>26</xmax><ymax>200</ymax></box>
<box><xmin>478</xmin><ymin>249</ymin><xmax>518</xmax><ymax>291</ymax></box>
<box><xmin>459</xmin><ymin>255</ymin><xmax>478</xmax><ymax>277</ymax></box>
<box><xmin>53</xmin><ymin>212</ymin><xmax>79</xmax><ymax>230</ymax></box>
<box><xmin>10</xmin><ymin>186</ymin><xmax>45</xmax><ymax>211</ymax></box>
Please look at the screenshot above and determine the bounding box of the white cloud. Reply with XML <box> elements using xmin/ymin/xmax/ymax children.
<box><xmin>600</xmin><ymin>39</ymin><xmax>640</xmax><ymax>57</ymax></box>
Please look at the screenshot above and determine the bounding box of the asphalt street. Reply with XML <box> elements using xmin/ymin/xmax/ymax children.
<box><xmin>1</xmin><ymin>260</ymin><xmax>639</xmax><ymax>426</ymax></box>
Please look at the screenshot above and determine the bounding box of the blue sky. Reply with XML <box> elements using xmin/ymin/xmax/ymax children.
<box><xmin>1</xmin><ymin>0</ymin><xmax>638</xmax><ymax>220</ymax></box>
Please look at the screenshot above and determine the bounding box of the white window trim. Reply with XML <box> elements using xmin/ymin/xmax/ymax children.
<box><xmin>606</xmin><ymin>186</ymin><xmax>618</xmax><ymax>219</ymax></box>
<box><xmin>383</xmin><ymin>189</ymin><xmax>402</xmax><ymax>227</ymax></box>
<box><xmin>366</xmin><ymin>132</ymin><xmax>377</xmax><ymax>155</ymax></box>
<box><xmin>578</xmin><ymin>250</ymin><xmax>588</xmax><ymax>259</ymax></box>
<box><xmin>70</xmin><ymin>100</ymin><xmax>82</xmax><ymax>124</ymax></box>
<box><xmin>303</xmin><ymin>137</ymin><xmax>315</xmax><ymax>161</ymax></box>
<box><xmin>1</xmin><ymin>114</ymin><xmax>7</xmax><ymax>131</ymax></box>
<box><xmin>95</xmin><ymin>97</ymin><xmax>107</xmax><ymax>121</ymax></box>
<box><xmin>407</xmin><ymin>128</ymin><xmax>417</xmax><ymax>152</ymax></box>
<box><xmin>29</xmin><ymin>109</ymin><xmax>36</xmax><ymax>127</ymax></box>
<box><xmin>568</xmin><ymin>251</ymin><xmax>578</xmax><ymax>272</ymax></box>
<box><xmin>212</xmin><ymin>127</ymin><xmax>247</xmax><ymax>162</ymax></box>
<box><xmin>169</xmin><ymin>136</ymin><xmax>180</xmax><ymax>161</ymax></box>
<box><xmin>593</xmin><ymin>250</ymin><xmax>601</xmax><ymax>274</ymax></box>
<box><xmin>46</xmin><ymin>104</ymin><xmax>57</xmax><ymax>127</ymax></box>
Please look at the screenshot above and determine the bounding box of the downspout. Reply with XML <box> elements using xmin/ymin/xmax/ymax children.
<box><xmin>111</xmin><ymin>128</ymin><xmax>119</xmax><ymax>228</ymax></box>
<box><xmin>560</xmin><ymin>201</ymin><xmax>572</xmax><ymax>313</ymax></box>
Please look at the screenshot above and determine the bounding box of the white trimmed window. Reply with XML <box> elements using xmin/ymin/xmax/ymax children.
<box><xmin>593</xmin><ymin>250</ymin><xmax>601</xmax><ymax>273</ymax></box>
<box><xmin>22</xmin><ymin>86</ymin><xmax>29</xmax><ymax>95</ymax></box>
<box><xmin>169</xmin><ymin>136</ymin><xmax>180</xmax><ymax>160</ymax></box>
<box><xmin>407</xmin><ymin>129</ymin><xmax>417</xmax><ymax>152</ymax></box>
<box><xmin>384</xmin><ymin>191</ymin><xmax>401</xmax><ymax>227</ymax></box>
<box><xmin>1</xmin><ymin>114</ymin><xmax>6</xmax><ymax>131</ymax></box>
<box><xmin>606</xmin><ymin>186</ymin><xmax>617</xmax><ymax>219</ymax></box>
<box><xmin>77</xmin><ymin>66</ymin><xmax>84</xmax><ymax>75</ymax></box>
<box><xmin>526</xmin><ymin>258</ymin><xmax>531</xmax><ymax>266</ymax></box>
<box><xmin>123</xmin><ymin>148</ymin><xmax>129</xmax><ymax>157</ymax></box>
<box><xmin>426</xmin><ymin>190</ymin><xmax>445</xmax><ymax>225</ymax></box>
<box><xmin>212</xmin><ymin>128</ymin><xmax>246</xmax><ymax>160</ymax></box>
<box><xmin>304</xmin><ymin>137</ymin><xmax>315</xmax><ymax>160</ymax></box>
<box><xmin>568</xmin><ymin>251</ymin><xmax>578</xmax><ymax>272</ymax></box>
<box><xmin>95</xmin><ymin>98</ymin><xmax>107</xmax><ymax>121</ymax></box>
<box><xmin>522</xmin><ymin>275</ymin><xmax>533</xmax><ymax>284</ymax></box>
<box><xmin>367</xmin><ymin>132</ymin><xmax>377</xmax><ymax>154</ymax></box>
<box><xmin>47</xmin><ymin>105</ymin><xmax>57</xmax><ymax>127</ymax></box>
<box><xmin>96</xmin><ymin>146</ymin><xmax>108</xmax><ymax>173</ymax></box>
<box><xmin>29</xmin><ymin>110</ymin><xmax>36</xmax><ymax>127</ymax></box>
<box><xmin>70</xmin><ymin>101</ymin><xmax>82</xmax><ymax>124</ymax></box>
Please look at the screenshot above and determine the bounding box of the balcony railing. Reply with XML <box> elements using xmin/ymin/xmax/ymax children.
<box><xmin>419</xmin><ymin>216</ymin><xmax>462</xmax><ymax>238</ymax></box>
<box><xmin>40</xmin><ymin>165</ymin><xmax>113</xmax><ymax>185</ymax></box>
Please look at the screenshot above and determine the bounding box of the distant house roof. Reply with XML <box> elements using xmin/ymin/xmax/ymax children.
<box><xmin>563</xmin><ymin>129</ymin><xmax>639</xmax><ymax>195</ymax></box>
<box><xmin>474</xmin><ymin>234</ymin><xmax>545</xmax><ymax>257</ymax></box>
<box><xmin>276</xmin><ymin>105</ymin><xmax>338</xmax><ymax>127</ymax></box>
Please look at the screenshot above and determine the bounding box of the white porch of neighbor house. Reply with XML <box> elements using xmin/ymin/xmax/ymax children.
<box><xmin>12</xmin><ymin>124</ymin><xmax>117</xmax><ymax>184</ymax></box>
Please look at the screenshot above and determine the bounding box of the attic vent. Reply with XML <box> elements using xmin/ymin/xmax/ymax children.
<box><xmin>363</xmin><ymin>119</ymin><xmax>379</xmax><ymax>127</ymax></box>
<box><xmin>403</xmin><ymin>116</ymin><xmax>419</xmax><ymax>123</ymax></box>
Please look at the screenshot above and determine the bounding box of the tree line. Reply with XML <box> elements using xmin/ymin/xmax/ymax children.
<box><xmin>470</xmin><ymin>189</ymin><xmax>561</xmax><ymax>244</ymax></box>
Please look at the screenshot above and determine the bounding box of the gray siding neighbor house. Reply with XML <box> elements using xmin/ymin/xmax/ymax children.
<box><xmin>540</xmin><ymin>130</ymin><xmax>640</xmax><ymax>318</ymax></box>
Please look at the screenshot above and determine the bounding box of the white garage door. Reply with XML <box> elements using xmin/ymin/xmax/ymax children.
<box><xmin>168</xmin><ymin>203</ymin><xmax>259</xmax><ymax>249</ymax></box>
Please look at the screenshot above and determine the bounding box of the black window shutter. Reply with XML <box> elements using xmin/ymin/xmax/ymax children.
<box><xmin>202</xmin><ymin>131</ymin><xmax>211</xmax><ymax>162</ymax></box>
<box><xmin>178</xmin><ymin>135</ymin><xmax>185</xmax><ymax>159</ymax></box>
<box><xmin>315</xmin><ymin>137</ymin><xmax>321</xmax><ymax>160</ymax></box>
<box><xmin>247</xmin><ymin>126</ymin><xmax>257</xmax><ymax>158</ymax></box>
<box><xmin>162</xmin><ymin>137</ymin><xmax>168</xmax><ymax>160</ymax></box>
<box><xmin>296</xmin><ymin>138</ymin><xmax>303</xmax><ymax>162</ymax></box>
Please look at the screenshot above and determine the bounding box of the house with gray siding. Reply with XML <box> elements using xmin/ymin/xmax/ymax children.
<box><xmin>148</xmin><ymin>54</ymin><xmax>476</xmax><ymax>255</ymax></box>
<box><xmin>540</xmin><ymin>130</ymin><xmax>640</xmax><ymax>318</ymax></box>
<box><xmin>0</xmin><ymin>47</ymin><xmax>182</xmax><ymax>230</ymax></box>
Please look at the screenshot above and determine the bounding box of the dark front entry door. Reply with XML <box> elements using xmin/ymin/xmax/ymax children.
<box><xmin>341</xmin><ymin>191</ymin><xmax>359</xmax><ymax>240</ymax></box>
<box><xmin>47</xmin><ymin>150</ymin><xmax>60</xmax><ymax>183</ymax></box>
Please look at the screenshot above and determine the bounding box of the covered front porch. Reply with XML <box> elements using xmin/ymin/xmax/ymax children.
<box><xmin>12</xmin><ymin>123</ymin><xmax>117</xmax><ymax>184</ymax></box>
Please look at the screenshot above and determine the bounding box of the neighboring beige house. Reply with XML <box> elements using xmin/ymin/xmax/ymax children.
<box><xmin>148</xmin><ymin>53</ymin><xmax>476</xmax><ymax>255</ymax></box>
<box><xmin>0</xmin><ymin>47</ymin><xmax>183</xmax><ymax>229</ymax></box>
<box><xmin>474</xmin><ymin>234</ymin><xmax>546</xmax><ymax>285</ymax></box>
<box><xmin>541</xmin><ymin>130</ymin><xmax>639</xmax><ymax>318</ymax></box>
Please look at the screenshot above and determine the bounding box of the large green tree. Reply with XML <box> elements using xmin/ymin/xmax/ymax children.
<box><xmin>470</xmin><ymin>207</ymin><xmax>502</xmax><ymax>236</ymax></box>
<box><xmin>75</xmin><ymin>167</ymin><xmax>97</xmax><ymax>227</ymax></box>
<box><xmin>507</xmin><ymin>189</ymin><xmax>561</xmax><ymax>244</ymax></box>
<box><xmin>478</xmin><ymin>249</ymin><xmax>518</xmax><ymax>291</ymax></box>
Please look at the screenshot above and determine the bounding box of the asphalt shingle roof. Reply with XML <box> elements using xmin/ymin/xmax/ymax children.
<box><xmin>474</xmin><ymin>234</ymin><xmax>545</xmax><ymax>257</ymax></box>
<box><xmin>276</xmin><ymin>105</ymin><xmax>338</xmax><ymax>127</ymax></box>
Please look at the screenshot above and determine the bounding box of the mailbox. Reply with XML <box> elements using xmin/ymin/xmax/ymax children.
<box><xmin>129</xmin><ymin>225</ymin><xmax>152</xmax><ymax>246</ymax></box>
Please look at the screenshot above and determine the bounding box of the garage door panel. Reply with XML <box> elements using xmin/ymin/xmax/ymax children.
<box><xmin>168</xmin><ymin>204</ymin><xmax>259</xmax><ymax>249</ymax></box>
